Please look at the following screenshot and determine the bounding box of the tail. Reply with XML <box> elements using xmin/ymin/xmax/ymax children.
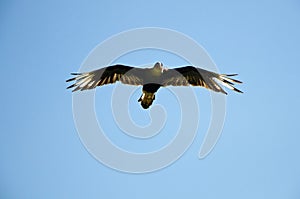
<box><xmin>138</xmin><ymin>90</ymin><xmax>156</xmax><ymax>109</ymax></box>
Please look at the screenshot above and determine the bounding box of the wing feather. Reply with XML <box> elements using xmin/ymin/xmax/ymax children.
<box><xmin>162</xmin><ymin>66</ymin><xmax>242</xmax><ymax>94</ymax></box>
<box><xmin>66</xmin><ymin>65</ymin><xmax>144</xmax><ymax>92</ymax></box>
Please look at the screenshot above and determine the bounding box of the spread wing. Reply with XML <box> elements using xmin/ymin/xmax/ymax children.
<box><xmin>162</xmin><ymin>66</ymin><xmax>243</xmax><ymax>94</ymax></box>
<box><xmin>66</xmin><ymin>65</ymin><xmax>145</xmax><ymax>92</ymax></box>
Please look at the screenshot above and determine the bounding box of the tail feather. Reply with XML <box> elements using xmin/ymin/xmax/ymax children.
<box><xmin>138</xmin><ymin>91</ymin><xmax>156</xmax><ymax>109</ymax></box>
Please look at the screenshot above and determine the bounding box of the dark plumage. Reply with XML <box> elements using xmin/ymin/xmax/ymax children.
<box><xmin>66</xmin><ymin>62</ymin><xmax>243</xmax><ymax>109</ymax></box>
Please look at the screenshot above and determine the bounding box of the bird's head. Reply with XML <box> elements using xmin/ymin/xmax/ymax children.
<box><xmin>153</xmin><ymin>62</ymin><xmax>164</xmax><ymax>74</ymax></box>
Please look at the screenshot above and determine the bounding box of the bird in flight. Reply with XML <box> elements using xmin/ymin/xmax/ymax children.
<box><xmin>66</xmin><ymin>62</ymin><xmax>242</xmax><ymax>109</ymax></box>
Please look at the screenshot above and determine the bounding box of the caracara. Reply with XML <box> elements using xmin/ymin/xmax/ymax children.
<box><xmin>66</xmin><ymin>62</ymin><xmax>242</xmax><ymax>109</ymax></box>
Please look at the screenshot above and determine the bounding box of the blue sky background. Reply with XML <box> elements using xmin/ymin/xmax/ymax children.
<box><xmin>1</xmin><ymin>0</ymin><xmax>300</xmax><ymax>198</ymax></box>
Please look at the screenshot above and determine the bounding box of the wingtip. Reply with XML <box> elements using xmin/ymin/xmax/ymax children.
<box><xmin>71</xmin><ymin>72</ymin><xmax>82</xmax><ymax>75</ymax></box>
<box><xmin>66</xmin><ymin>77</ymin><xmax>76</xmax><ymax>82</ymax></box>
<box><xmin>66</xmin><ymin>84</ymin><xmax>76</xmax><ymax>89</ymax></box>
<box><xmin>223</xmin><ymin>73</ymin><xmax>238</xmax><ymax>77</ymax></box>
<box><xmin>66</xmin><ymin>72</ymin><xmax>83</xmax><ymax>82</ymax></box>
<box><xmin>221</xmin><ymin>74</ymin><xmax>243</xmax><ymax>84</ymax></box>
<box><xmin>233</xmin><ymin>87</ymin><xmax>243</xmax><ymax>93</ymax></box>
<box><xmin>234</xmin><ymin>79</ymin><xmax>243</xmax><ymax>84</ymax></box>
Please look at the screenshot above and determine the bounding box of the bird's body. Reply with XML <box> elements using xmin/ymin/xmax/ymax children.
<box><xmin>67</xmin><ymin>62</ymin><xmax>242</xmax><ymax>109</ymax></box>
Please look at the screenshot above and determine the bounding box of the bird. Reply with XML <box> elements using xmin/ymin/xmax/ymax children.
<box><xmin>66</xmin><ymin>62</ymin><xmax>243</xmax><ymax>109</ymax></box>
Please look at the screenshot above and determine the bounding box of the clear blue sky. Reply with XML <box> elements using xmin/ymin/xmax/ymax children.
<box><xmin>1</xmin><ymin>0</ymin><xmax>300</xmax><ymax>198</ymax></box>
